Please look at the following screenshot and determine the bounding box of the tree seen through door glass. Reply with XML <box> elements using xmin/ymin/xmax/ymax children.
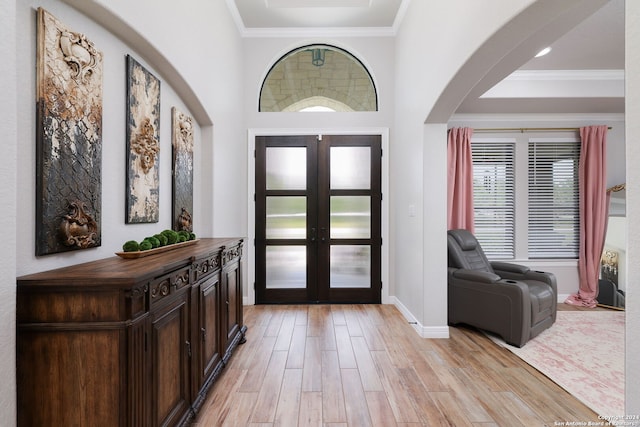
<box><xmin>266</xmin><ymin>196</ymin><xmax>306</xmax><ymax>239</ymax></box>
<box><xmin>330</xmin><ymin>196</ymin><xmax>370</xmax><ymax>239</ymax></box>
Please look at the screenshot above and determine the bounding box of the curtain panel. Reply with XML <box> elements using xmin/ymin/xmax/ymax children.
<box><xmin>566</xmin><ymin>125</ymin><xmax>608</xmax><ymax>308</ymax></box>
<box><xmin>447</xmin><ymin>127</ymin><xmax>474</xmax><ymax>232</ymax></box>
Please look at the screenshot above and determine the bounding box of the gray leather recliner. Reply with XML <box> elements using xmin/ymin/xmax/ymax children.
<box><xmin>447</xmin><ymin>229</ymin><xmax>557</xmax><ymax>347</ymax></box>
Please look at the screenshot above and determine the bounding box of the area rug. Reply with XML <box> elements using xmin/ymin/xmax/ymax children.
<box><xmin>489</xmin><ymin>311</ymin><xmax>625</xmax><ymax>418</ymax></box>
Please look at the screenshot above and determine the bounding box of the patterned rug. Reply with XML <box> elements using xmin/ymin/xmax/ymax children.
<box><xmin>489</xmin><ymin>310</ymin><xmax>625</xmax><ymax>417</ymax></box>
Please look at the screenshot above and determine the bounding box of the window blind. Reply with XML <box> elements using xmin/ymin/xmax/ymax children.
<box><xmin>471</xmin><ymin>141</ymin><xmax>515</xmax><ymax>259</ymax></box>
<box><xmin>528</xmin><ymin>140</ymin><xmax>580</xmax><ymax>258</ymax></box>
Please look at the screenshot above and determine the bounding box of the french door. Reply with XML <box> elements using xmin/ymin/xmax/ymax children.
<box><xmin>255</xmin><ymin>135</ymin><xmax>382</xmax><ymax>304</ymax></box>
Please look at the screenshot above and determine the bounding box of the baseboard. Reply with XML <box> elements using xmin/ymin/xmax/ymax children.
<box><xmin>558</xmin><ymin>293</ymin><xmax>570</xmax><ymax>303</ymax></box>
<box><xmin>391</xmin><ymin>296</ymin><xmax>450</xmax><ymax>339</ymax></box>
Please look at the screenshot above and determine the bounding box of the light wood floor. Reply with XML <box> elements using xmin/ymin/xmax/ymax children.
<box><xmin>192</xmin><ymin>304</ymin><xmax>605</xmax><ymax>426</ymax></box>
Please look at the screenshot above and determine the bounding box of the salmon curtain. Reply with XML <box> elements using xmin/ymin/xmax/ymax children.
<box><xmin>565</xmin><ymin>125</ymin><xmax>608</xmax><ymax>308</ymax></box>
<box><xmin>447</xmin><ymin>127</ymin><xmax>475</xmax><ymax>232</ymax></box>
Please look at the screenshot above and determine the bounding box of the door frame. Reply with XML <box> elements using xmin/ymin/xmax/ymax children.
<box><xmin>246</xmin><ymin>128</ymin><xmax>390</xmax><ymax>305</ymax></box>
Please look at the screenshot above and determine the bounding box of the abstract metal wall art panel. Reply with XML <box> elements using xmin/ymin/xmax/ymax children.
<box><xmin>172</xmin><ymin>107</ymin><xmax>194</xmax><ymax>232</ymax></box>
<box><xmin>36</xmin><ymin>8</ymin><xmax>103</xmax><ymax>256</ymax></box>
<box><xmin>126</xmin><ymin>55</ymin><xmax>161</xmax><ymax>223</ymax></box>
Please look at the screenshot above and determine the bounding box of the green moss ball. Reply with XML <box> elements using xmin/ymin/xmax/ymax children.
<box><xmin>154</xmin><ymin>233</ymin><xmax>168</xmax><ymax>246</ymax></box>
<box><xmin>145</xmin><ymin>236</ymin><xmax>160</xmax><ymax>248</ymax></box>
<box><xmin>122</xmin><ymin>240</ymin><xmax>140</xmax><ymax>252</ymax></box>
<box><xmin>161</xmin><ymin>229</ymin><xmax>179</xmax><ymax>244</ymax></box>
<box><xmin>139</xmin><ymin>240</ymin><xmax>153</xmax><ymax>251</ymax></box>
<box><xmin>189</xmin><ymin>232</ymin><xmax>196</xmax><ymax>241</ymax></box>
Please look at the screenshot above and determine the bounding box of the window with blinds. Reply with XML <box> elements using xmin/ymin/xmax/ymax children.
<box><xmin>471</xmin><ymin>141</ymin><xmax>515</xmax><ymax>259</ymax></box>
<box><xmin>528</xmin><ymin>140</ymin><xmax>580</xmax><ymax>258</ymax></box>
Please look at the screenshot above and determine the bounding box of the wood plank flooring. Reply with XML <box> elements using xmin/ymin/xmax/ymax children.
<box><xmin>192</xmin><ymin>304</ymin><xmax>605</xmax><ymax>426</ymax></box>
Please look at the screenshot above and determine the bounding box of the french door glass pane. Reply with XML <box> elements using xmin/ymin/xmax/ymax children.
<box><xmin>266</xmin><ymin>147</ymin><xmax>306</xmax><ymax>190</ymax></box>
<box><xmin>330</xmin><ymin>147</ymin><xmax>371</xmax><ymax>189</ymax></box>
<box><xmin>266</xmin><ymin>246</ymin><xmax>306</xmax><ymax>289</ymax></box>
<box><xmin>266</xmin><ymin>196</ymin><xmax>306</xmax><ymax>239</ymax></box>
<box><xmin>330</xmin><ymin>196</ymin><xmax>370</xmax><ymax>238</ymax></box>
<box><xmin>330</xmin><ymin>246</ymin><xmax>370</xmax><ymax>288</ymax></box>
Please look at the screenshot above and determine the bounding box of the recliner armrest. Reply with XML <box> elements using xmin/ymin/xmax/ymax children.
<box><xmin>452</xmin><ymin>269</ymin><xmax>501</xmax><ymax>283</ymax></box>
<box><xmin>490</xmin><ymin>261</ymin><xmax>530</xmax><ymax>275</ymax></box>
<box><xmin>524</xmin><ymin>269</ymin><xmax>557</xmax><ymax>292</ymax></box>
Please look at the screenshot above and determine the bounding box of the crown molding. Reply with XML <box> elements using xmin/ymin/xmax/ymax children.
<box><xmin>449</xmin><ymin>113</ymin><xmax>625</xmax><ymax>123</ymax></box>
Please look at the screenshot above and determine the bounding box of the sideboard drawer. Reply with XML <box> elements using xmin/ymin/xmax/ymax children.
<box><xmin>149</xmin><ymin>266</ymin><xmax>191</xmax><ymax>305</ymax></box>
<box><xmin>193</xmin><ymin>251</ymin><xmax>222</xmax><ymax>283</ymax></box>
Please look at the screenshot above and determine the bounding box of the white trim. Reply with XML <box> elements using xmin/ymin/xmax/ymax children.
<box><xmin>419</xmin><ymin>326</ymin><xmax>451</xmax><ymax>339</ymax></box>
<box><xmin>471</xmin><ymin>137</ymin><xmax>517</xmax><ymax>143</ymax></box>
<box><xmin>450</xmin><ymin>113</ymin><xmax>625</xmax><ymax>123</ymax></box>
<box><xmin>246</xmin><ymin>127</ymin><xmax>390</xmax><ymax>306</ymax></box>
<box><xmin>240</xmin><ymin>26</ymin><xmax>397</xmax><ymax>38</ymax></box>
<box><xmin>506</xmin><ymin>69</ymin><xmax>624</xmax><ymax>81</ymax></box>
<box><xmin>392</xmin><ymin>0</ymin><xmax>411</xmax><ymax>34</ymax></box>
<box><xmin>558</xmin><ymin>293</ymin><xmax>571</xmax><ymax>303</ymax></box>
<box><xmin>392</xmin><ymin>296</ymin><xmax>450</xmax><ymax>339</ymax></box>
<box><xmin>529</xmin><ymin>137</ymin><xmax>580</xmax><ymax>143</ymax></box>
<box><xmin>512</xmin><ymin>260</ymin><xmax>578</xmax><ymax>268</ymax></box>
<box><xmin>225</xmin><ymin>0</ymin><xmax>247</xmax><ymax>37</ymax></box>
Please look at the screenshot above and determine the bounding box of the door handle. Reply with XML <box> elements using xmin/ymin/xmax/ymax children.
<box><xmin>310</xmin><ymin>227</ymin><xmax>316</xmax><ymax>243</ymax></box>
<box><xmin>320</xmin><ymin>227</ymin><xmax>326</xmax><ymax>243</ymax></box>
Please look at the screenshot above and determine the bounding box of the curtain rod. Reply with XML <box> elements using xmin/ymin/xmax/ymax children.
<box><xmin>472</xmin><ymin>126</ymin><xmax>612</xmax><ymax>133</ymax></box>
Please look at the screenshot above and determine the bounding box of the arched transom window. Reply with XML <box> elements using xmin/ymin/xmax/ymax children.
<box><xmin>259</xmin><ymin>44</ymin><xmax>378</xmax><ymax>112</ymax></box>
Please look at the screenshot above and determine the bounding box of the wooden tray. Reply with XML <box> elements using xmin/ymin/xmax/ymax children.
<box><xmin>115</xmin><ymin>239</ymin><xmax>199</xmax><ymax>259</ymax></box>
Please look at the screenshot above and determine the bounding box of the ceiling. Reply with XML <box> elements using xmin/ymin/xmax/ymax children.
<box><xmin>227</xmin><ymin>0</ymin><xmax>625</xmax><ymax>115</ymax></box>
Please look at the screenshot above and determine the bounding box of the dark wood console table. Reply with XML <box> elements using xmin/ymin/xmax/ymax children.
<box><xmin>17</xmin><ymin>238</ymin><xmax>245</xmax><ymax>427</ymax></box>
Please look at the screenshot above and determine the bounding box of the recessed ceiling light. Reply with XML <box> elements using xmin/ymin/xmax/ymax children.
<box><xmin>535</xmin><ymin>47</ymin><xmax>552</xmax><ymax>58</ymax></box>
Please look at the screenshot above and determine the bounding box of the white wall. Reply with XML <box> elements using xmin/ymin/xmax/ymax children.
<box><xmin>14</xmin><ymin>0</ymin><xmax>245</xmax><ymax>277</ymax></box>
<box><xmin>15</xmin><ymin>1</ymin><xmax>196</xmax><ymax>275</ymax></box>
<box><xmin>0</xmin><ymin>1</ymin><xmax>17</xmax><ymax>422</ymax></box>
<box><xmin>625</xmin><ymin>0</ymin><xmax>640</xmax><ymax>415</ymax></box>
<box><xmin>68</xmin><ymin>0</ymin><xmax>247</xmax><ymax>239</ymax></box>
<box><xmin>393</xmin><ymin>0</ymin><xmax>536</xmax><ymax>329</ymax></box>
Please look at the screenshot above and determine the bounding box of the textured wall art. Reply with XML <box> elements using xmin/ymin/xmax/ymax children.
<box><xmin>171</xmin><ymin>107</ymin><xmax>194</xmax><ymax>232</ymax></box>
<box><xmin>36</xmin><ymin>8</ymin><xmax>103</xmax><ymax>256</ymax></box>
<box><xmin>126</xmin><ymin>55</ymin><xmax>161</xmax><ymax>223</ymax></box>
